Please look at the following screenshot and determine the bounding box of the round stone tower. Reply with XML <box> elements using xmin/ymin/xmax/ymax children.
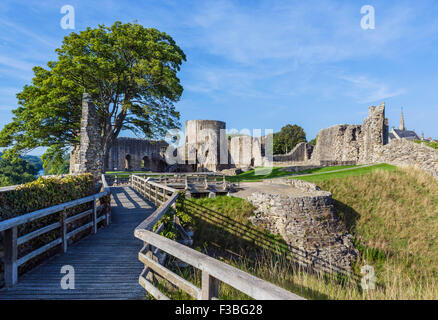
<box><xmin>185</xmin><ymin>120</ymin><xmax>227</xmax><ymax>172</ymax></box>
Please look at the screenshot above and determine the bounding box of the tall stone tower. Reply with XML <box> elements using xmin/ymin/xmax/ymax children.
<box><xmin>70</xmin><ymin>93</ymin><xmax>103</xmax><ymax>177</ymax></box>
<box><xmin>184</xmin><ymin>120</ymin><xmax>227</xmax><ymax>172</ymax></box>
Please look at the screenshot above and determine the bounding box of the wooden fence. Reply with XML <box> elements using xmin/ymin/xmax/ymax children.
<box><xmin>0</xmin><ymin>174</ymin><xmax>111</xmax><ymax>288</ymax></box>
<box><xmin>131</xmin><ymin>174</ymin><xmax>304</xmax><ymax>300</ymax></box>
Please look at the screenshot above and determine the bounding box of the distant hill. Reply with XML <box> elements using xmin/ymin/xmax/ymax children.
<box><xmin>21</xmin><ymin>155</ymin><xmax>43</xmax><ymax>172</ymax></box>
<box><xmin>0</xmin><ymin>152</ymin><xmax>43</xmax><ymax>172</ymax></box>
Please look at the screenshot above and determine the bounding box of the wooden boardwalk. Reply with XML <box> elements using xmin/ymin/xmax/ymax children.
<box><xmin>0</xmin><ymin>186</ymin><xmax>153</xmax><ymax>300</ymax></box>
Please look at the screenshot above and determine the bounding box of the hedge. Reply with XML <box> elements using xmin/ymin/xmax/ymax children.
<box><xmin>0</xmin><ymin>174</ymin><xmax>101</xmax><ymax>287</ymax></box>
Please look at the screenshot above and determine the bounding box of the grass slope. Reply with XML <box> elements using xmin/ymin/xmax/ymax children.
<box><xmin>317</xmin><ymin>167</ymin><xmax>438</xmax><ymax>299</ymax></box>
<box><xmin>413</xmin><ymin>140</ymin><xmax>438</xmax><ymax>149</ymax></box>
<box><xmin>227</xmin><ymin>165</ymin><xmax>359</xmax><ymax>182</ymax></box>
<box><xmin>176</xmin><ymin>166</ymin><xmax>438</xmax><ymax>299</ymax></box>
<box><xmin>291</xmin><ymin>163</ymin><xmax>396</xmax><ymax>183</ymax></box>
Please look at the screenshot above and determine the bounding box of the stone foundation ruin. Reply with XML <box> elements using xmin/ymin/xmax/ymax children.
<box><xmin>240</xmin><ymin>179</ymin><xmax>359</xmax><ymax>273</ymax></box>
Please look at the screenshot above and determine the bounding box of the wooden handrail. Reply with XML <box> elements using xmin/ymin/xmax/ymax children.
<box><xmin>131</xmin><ymin>174</ymin><xmax>304</xmax><ymax>301</ymax></box>
<box><xmin>134</xmin><ymin>229</ymin><xmax>303</xmax><ymax>300</ymax></box>
<box><xmin>1</xmin><ymin>174</ymin><xmax>112</xmax><ymax>288</ymax></box>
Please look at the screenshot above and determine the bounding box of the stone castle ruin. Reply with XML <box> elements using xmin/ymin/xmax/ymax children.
<box><xmin>68</xmin><ymin>94</ymin><xmax>438</xmax><ymax>274</ymax></box>
<box><xmin>310</xmin><ymin>103</ymin><xmax>438</xmax><ymax>177</ymax></box>
<box><xmin>71</xmin><ymin>94</ymin><xmax>438</xmax><ymax>178</ymax></box>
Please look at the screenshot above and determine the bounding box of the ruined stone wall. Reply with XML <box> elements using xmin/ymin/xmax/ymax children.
<box><xmin>247</xmin><ymin>179</ymin><xmax>358</xmax><ymax>273</ymax></box>
<box><xmin>311</xmin><ymin>124</ymin><xmax>361</xmax><ymax>163</ymax></box>
<box><xmin>358</xmin><ymin>103</ymin><xmax>388</xmax><ymax>163</ymax></box>
<box><xmin>273</xmin><ymin>142</ymin><xmax>314</xmax><ymax>163</ymax></box>
<box><xmin>311</xmin><ymin>103</ymin><xmax>388</xmax><ymax>165</ymax></box>
<box><xmin>229</xmin><ymin>136</ymin><xmax>264</xmax><ymax>168</ymax></box>
<box><xmin>70</xmin><ymin>93</ymin><xmax>104</xmax><ymax>176</ymax></box>
<box><xmin>69</xmin><ymin>144</ymin><xmax>81</xmax><ymax>174</ymax></box>
<box><xmin>373</xmin><ymin>139</ymin><xmax>438</xmax><ymax>177</ymax></box>
<box><xmin>107</xmin><ymin>138</ymin><xmax>168</xmax><ymax>172</ymax></box>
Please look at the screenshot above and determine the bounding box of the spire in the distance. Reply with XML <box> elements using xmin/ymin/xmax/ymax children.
<box><xmin>399</xmin><ymin>107</ymin><xmax>406</xmax><ymax>131</ymax></box>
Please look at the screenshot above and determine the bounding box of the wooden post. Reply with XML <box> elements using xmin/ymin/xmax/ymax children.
<box><xmin>201</xmin><ymin>271</ymin><xmax>219</xmax><ymax>300</ymax></box>
<box><xmin>92</xmin><ymin>198</ymin><xmax>97</xmax><ymax>234</ymax></box>
<box><xmin>162</xmin><ymin>188</ymin><xmax>166</xmax><ymax>203</ymax></box>
<box><xmin>4</xmin><ymin>226</ymin><xmax>18</xmax><ymax>287</ymax></box>
<box><xmin>61</xmin><ymin>209</ymin><xmax>68</xmax><ymax>253</ymax></box>
<box><xmin>222</xmin><ymin>175</ymin><xmax>226</xmax><ymax>190</ymax></box>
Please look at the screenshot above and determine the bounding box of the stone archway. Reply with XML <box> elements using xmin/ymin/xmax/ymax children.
<box><xmin>142</xmin><ymin>156</ymin><xmax>150</xmax><ymax>171</ymax></box>
<box><xmin>125</xmin><ymin>154</ymin><xmax>132</xmax><ymax>171</ymax></box>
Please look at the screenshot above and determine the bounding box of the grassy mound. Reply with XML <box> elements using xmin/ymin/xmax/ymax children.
<box><xmin>182</xmin><ymin>166</ymin><xmax>438</xmax><ymax>299</ymax></box>
<box><xmin>317</xmin><ymin>166</ymin><xmax>438</xmax><ymax>299</ymax></box>
<box><xmin>291</xmin><ymin>163</ymin><xmax>396</xmax><ymax>183</ymax></box>
<box><xmin>227</xmin><ymin>164</ymin><xmax>359</xmax><ymax>182</ymax></box>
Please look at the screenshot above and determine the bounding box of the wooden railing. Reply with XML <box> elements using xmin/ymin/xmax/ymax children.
<box><xmin>108</xmin><ymin>172</ymin><xmax>229</xmax><ymax>191</ymax></box>
<box><xmin>131</xmin><ymin>174</ymin><xmax>304</xmax><ymax>300</ymax></box>
<box><xmin>0</xmin><ymin>174</ymin><xmax>111</xmax><ymax>288</ymax></box>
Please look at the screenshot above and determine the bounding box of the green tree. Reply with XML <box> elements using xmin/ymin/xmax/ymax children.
<box><xmin>43</xmin><ymin>154</ymin><xmax>70</xmax><ymax>175</ymax></box>
<box><xmin>273</xmin><ymin>124</ymin><xmax>307</xmax><ymax>155</ymax></box>
<box><xmin>0</xmin><ymin>157</ymin><xmax>39</xmax><ymax>187</ymax></box>
<box><xmin>0</xmin><ymin>22</ymin><xmax>186</xmax><ymax>173</ymax></box>
<box><xmin>309</xmin><ymin>135</ymin><xmax>318</xmax><ymax>146</ymax></box>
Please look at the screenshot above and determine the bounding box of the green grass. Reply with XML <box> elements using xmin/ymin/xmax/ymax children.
<box><xmin>180</xmin><ymin>166</ymin><xmax>438</xmax><ymax>299</ymax></box>
<box><xmin>173</xmin><ymin>195</ymin><xmax>362</xmax><ymax>300</ymax></box>
<box><xmin>413</xmin><ymin>140</ymin><xmax>438</xmax><ymax>149</ymax></box>
<box><xmin>226</xmin><ymin>167</ymin><xmax>292</xmax><ymax>182</ymax></box>
<box><xmin>226</xmin><ymin>164</ymin><xmax>359</xmax><ymax>182</ymax></box>
<box><xmin>144</xmin><ymin>163</ymin><xmax>438</xmax><ymax>299</ymax></box>
<box><xmin>290</xmin><ymin>164</ymin><xmax>397</xmax><ymax>183</ymax></box>
<box><xmin>315</xmin><ymin>166</ymin><xmax>438</xmax><ymax>299</ymax></box>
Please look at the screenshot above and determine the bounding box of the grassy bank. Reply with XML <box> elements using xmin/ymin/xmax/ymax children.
<box><xmin>173</xmin><ymin>166</ymin><xmax>438</xmax><ymax>299</ymax></box>
<box><xmin>227</xmin><ymin>164</ymin><xmax>359</xmax><ymax>182</ymax></box>
<box><xmin>291</xmin><ymin>163</ymin><xmax>396</xmax><ymax>183</ymax></box>
<box><xmin>413</xmin><ymin>140</ymin><xmax>438</xmax><ymax>149</ymax></box>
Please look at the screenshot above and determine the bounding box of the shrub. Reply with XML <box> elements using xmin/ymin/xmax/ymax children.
<box><xmin>0</xmin><ymin>174</ymin><xmax>96</xmax><ymax>286</ymax></box>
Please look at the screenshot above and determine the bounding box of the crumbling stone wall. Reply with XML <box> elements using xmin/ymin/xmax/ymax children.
<box><xmin>376</xmin><ymin>139</ymin><xmax>438</xmax><ymax>177</ymax></box>
<box><xmin>310</xmin><ymin>102</ymin><xmax>438</xmax><ymax>177</ymax></box>
<box><xmin>229</xmin><ymin>135</ymin><xmax>264</xmax><ymax>168</ymax></box>
<box><xmin>248</xmin><ymin>179</ymin><xmax>359</xmax><ymax>273</ymax></box>
<box><xmin>311</xmin><ymin>125</ymin><xmax>362</xmax><ymax>163</ymax></box>
<box><xmin>273</xmin><ymin>142</ymin><xmax>314</xmax><ymax>163</ymax></box>
<box><xmin>107</xmin><ymin>138</ymin><xmax>168</xmax><ymax>172</ymax></box>
<box><xmin>311</xmin><ymin>103</ymin><xmax>388</xmax><ymax>164</ymax></box>
<box><xmin>358</xmin><ymin>103</ymin><xmax>388</xmax><ymax>163</ymax></box>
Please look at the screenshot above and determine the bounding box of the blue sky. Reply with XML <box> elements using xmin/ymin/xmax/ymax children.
<box><xmin>1</xmin><ymin>0</ymin><xmax>438</xmax><ymax>156</ymax></box>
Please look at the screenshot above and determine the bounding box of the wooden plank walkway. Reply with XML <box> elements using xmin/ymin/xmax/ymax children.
<box><xmin>0</xmin><ymin>186</ymin><xmax>154</xmax><ymax>300</ymax></box>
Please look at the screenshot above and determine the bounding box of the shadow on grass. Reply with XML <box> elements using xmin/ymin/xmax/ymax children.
<box><xmin>332</xmin><ymin>199</ymin><xmax>361</xmax><ymax>233</ymax></box>
<box><xmin>180</xmin><ymin>199</ymin><xmax>363</xmax><ymax>298</ymax></box>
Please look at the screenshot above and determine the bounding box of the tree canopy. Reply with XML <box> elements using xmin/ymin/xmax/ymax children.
<box><xmin>273</xmin><ymin>124</ymin><xmax>307</xmax><ymax>155</ymax></box>
<box><xmin>0</xmin><ymin>157</ymin><xmax>39</xmax><ymax>187</ymax></box>
<box><xmin>0</xmin><ymin>22</ymin><xmax>186</xmax><ymax>171</ymax></box>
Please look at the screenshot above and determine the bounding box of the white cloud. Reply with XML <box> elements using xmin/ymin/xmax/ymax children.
<box><xmin>0</xmin><ymin>55</ymin><xmax>34</xmax><ymax>72</ymax></box>
<box><xmin>182</xmin><ymin>1</ymin><xmax>424</xmax><ymax>66</ymax></box>
<box><xmin>0</xmin><ymin>19</ymin><xmax>58</xmax><ymax>48</ymax></box>
<box><xmin>339</xmin><ymin>75</ymin><xmax>405</xmax><ymax>103</ymax></box>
